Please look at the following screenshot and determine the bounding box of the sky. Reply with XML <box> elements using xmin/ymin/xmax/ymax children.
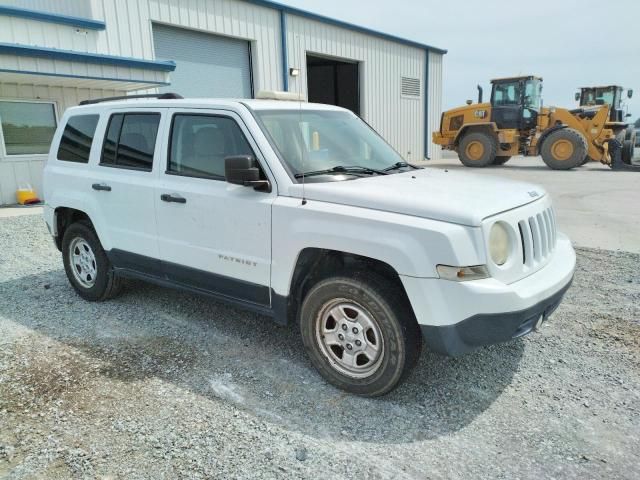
<box><xmin>281</xmin><ymin>0</ymin><xmax>640</xmax><ymax>124</ymax></box>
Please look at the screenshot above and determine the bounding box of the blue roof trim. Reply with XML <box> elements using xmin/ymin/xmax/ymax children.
<box><xmin>0</xmin><ymin>43</ymin><xmax>176</xmax><ymax>72</ymax></box>
<box><xmin>244</xmin><ymin>0</ymin><xmax>447</xmax><ymax>54</ymax></box>
<box><xmin>0</xmin><ymin>5</ymin><xmax>105</xmax><ymax>30</ymax></box>
<box><xmin>0</xmin><ymin>68</ymin><xmax>170</xmax><ymax>87</ymax></box>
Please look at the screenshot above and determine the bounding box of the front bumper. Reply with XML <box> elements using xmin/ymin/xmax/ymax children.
<box><xmin>420</xmin><ymin>277</ymin><xmax>572</xmax><ymax>355</ymax></box>
<box><xmin>401</xmin><ymin>232</ymin><xmax>576</xmax><ymax>356</ymax></box>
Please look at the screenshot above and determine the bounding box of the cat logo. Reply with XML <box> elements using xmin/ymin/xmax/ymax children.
<box><xmin>528</xmin><ymin>191</ymin><xmax>539</xmax><ymax>198</ymax></box>
<box><xmin>474</xmin><ymin>110</ymin><xmax>487</xmax><ymax>119</ymax></box>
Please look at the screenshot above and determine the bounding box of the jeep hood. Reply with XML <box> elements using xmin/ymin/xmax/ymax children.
<box><xmin>287</xmin><ymin>168</ymin><xmax>546</xmax><ymax>226</ymax></box>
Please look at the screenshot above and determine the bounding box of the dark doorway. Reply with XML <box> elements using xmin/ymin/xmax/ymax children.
<box><xmin>306</xmin><ymin>54</ymin><xmax>360</xmax><ymax>115</ymax></box>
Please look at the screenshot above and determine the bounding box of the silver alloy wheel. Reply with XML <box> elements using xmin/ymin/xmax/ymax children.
<box><xmin>315</xmin><ymin>299</ymin><xmax>385</xmax><ymax>378</ymax></box>
<box><xmin>69</xmin><ymin>237</ymin><xmax>98</xmax><ymax>288</ymax></box>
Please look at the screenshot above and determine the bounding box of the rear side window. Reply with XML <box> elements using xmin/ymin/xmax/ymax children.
<box><xmin>56</xmin><ymin>114</ymin><xmax>99</xmax><ymax>163</ymax></box>
<box><xmin>100</xmin><ymin>113</ymin><xmax>160</xmax><ymax>171</ymax></box>
<box><xmin>168</xmin><ymin>114</ymin><xmax>253</xmax><ymax>179</ymax></box>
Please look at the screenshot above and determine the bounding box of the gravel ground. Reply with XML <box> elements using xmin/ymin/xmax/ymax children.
<box><xmin>0</xmin><ymin>214</ymin><xmax>638</xmax><ymax>479</ymax></box>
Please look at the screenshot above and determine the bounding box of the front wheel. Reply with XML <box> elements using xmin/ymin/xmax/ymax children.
<box><xmin>62</xmin><ymin>222</ymin><xmax>123</xmax><ymax>301</ymax></box>
<box><xmin>300</xmin><ymin>272</ymin><xmax>421</xmax><ymax>397</ymax></box>
<box><xmin>540</xmin><ymin>128</ymin><xmax>588</xmax><ymax>170</ymax></box>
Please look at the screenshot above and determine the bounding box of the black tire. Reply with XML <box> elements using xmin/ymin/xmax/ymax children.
<box><xmin>62</xmin><ymin>221</ymin><xmax>123</xmax><ymax>301</ymax></box>
<box><xmin>581</xmin><ymin>156</ymin><xmax>591</xmax><ymax>166</ymax></box>
<box><xmin>299</xmin><ymin>271</ymin><xmax>421</xmax><ymax>397</ymax></box>
<box><xmin>622</xmin><ymin>139</ymin><xmax>634</xmax><ymax>165</ymax></box>
<box><xmin>458</xmin><ymin>131</ymin><xmax>497</xmax><ymax>168</ymax></box>
<box><xmin>493</xmin><ymin>156</ymin><xmax>511</xmax><ymax>165</ymax></box>
<box><xmin>540</xmin><ymin>128</ymin><xmax>588</xmax><ymax>170</ymax></box>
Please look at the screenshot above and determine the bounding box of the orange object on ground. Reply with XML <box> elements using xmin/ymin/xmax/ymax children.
<box><xmin>16</xmin><ymin>185</ymin><xmax>41</xmax><ymax>205</ymax></box>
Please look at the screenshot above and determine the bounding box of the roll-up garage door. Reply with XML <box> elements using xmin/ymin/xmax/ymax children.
<box><xmin>153</xmin><ymin>24</ymin><xmax>252</xmax><ymax>98</ymax></box>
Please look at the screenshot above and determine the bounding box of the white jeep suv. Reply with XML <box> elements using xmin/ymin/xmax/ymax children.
<box><xmin>43</xmin><ymin>94</ymin><xmax>575</xmax><ymax>396</ymax></box>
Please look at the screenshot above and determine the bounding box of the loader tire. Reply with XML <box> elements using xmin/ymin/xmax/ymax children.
<box><xmin>541</xmin><ymin>128</ymin><xmax>588</xmax><ymax>170</ymax></box>
<box><xmin>622</xmin><ymin>139</ymin><xmax>634</xmax><ymax>165</ymax></box>
<box><xmin>458</xmin><ymin>132</ymin><xmax>497</xmax><ymax>168</ymax></box>
<box><xmin>493</xmin><ymin>156</ymin><xmax>511</xmax><ymax>165</ymax></box>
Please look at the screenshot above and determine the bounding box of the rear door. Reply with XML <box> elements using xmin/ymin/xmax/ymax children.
<box><xmin>91</xmin><ymin>109</ymin><xmax>165</xmax><ymax>272</ymax></box>
<box><xmin>154</xmin><ymin>108</ymin><xmax>275</xmax><ymax>306</ymax></box>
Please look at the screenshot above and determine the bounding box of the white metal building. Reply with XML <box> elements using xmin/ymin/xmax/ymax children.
<box><xmin>0</xmin><ymin>0</ymin><xmax>445</xmax><ymax>205</ymax></box>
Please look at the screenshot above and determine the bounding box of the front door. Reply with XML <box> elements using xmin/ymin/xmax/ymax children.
<box><xmin>154</xmin><ymin>109</ymin><xmax>274</xmax><ymax>306</ymax></box>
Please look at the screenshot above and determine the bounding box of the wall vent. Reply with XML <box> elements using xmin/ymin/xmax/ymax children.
<box><xmin>401</xmin><ymin>77</ymin><xmax>421</xmax><ymax>97</ymax></box>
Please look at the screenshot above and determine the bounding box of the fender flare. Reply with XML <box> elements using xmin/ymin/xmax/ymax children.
<box><xmin>453</xmin><ymin>122</ymin><xmax>499</xmax><ymax>144</ymax></box>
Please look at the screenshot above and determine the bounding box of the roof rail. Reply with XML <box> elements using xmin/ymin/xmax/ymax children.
<box><xmin>79</xmin><ymin>92</ymin><xmax>183</xmax><ymax>106</ymax></box>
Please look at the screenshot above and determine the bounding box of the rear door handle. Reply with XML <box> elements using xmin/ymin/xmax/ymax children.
<box><xmin>161</xmin><ymin>193</ymin><xmax>187</xmax><ymax>204</ymax></box>
<box><xmin>92</xmin><ymin>183</ymin><xmax>111</xmax><ymax>192</ymax></box>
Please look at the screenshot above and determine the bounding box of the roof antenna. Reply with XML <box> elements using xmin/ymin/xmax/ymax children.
<box><xmin>296</xmin><ymin>34</ymin><xmax>307</xmax><ymax>206</ymax></box>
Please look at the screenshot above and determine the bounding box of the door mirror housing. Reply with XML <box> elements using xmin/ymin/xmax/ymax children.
<box><xmin>628</xmin><ymin>89</ymin><xmax>633</xmax><ymax>99</ymax></box>
<box><xmin>225</xmin><ymin>155</ymin><xmax>270</xmax><ymax>191</ymax></box>
<box><xmin>575</xmin><ymin>92</ymin><xmax>581</xmax><ymax>102</ymax></box>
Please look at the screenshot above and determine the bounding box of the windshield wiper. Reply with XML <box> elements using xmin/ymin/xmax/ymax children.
<box><xmin>384</xmin><ymin>161</ymin><xmax>422</xmax><ymax>172</ymax></box>
<box><xmin>294</xmin><ymin>165</ymin><xmax>388</xmax><ymax>179</ymax></box>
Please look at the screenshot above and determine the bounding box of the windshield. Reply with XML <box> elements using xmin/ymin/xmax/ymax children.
<box><xmin>255</xmin><ymin>110</ymin><xmax>406</xmax><ymax>180</ymax></box>
<box><xmin>582</xmin><ymin>88</ymin><xmax>618</xmax><ymax>108</ymax></box>
<box><xmin>524</xmin><ymin>79</ymin><xmax>542</xmax><ymax>111</ymax></box>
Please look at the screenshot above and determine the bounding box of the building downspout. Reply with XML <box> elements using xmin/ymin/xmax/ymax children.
<box><xmin>424</xmin><ymin>48</ymin><xmax>430</xmax><ymax>160</ymax></box>
<box><xmin>280</xmin><ymin>10</ymin><xmax>289</xmax><ymax>91</ymax></box>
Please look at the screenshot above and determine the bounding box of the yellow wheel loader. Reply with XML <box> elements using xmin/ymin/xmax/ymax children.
<box><xmin>576</xmin><ymin>85</ymin><xmax>635</xmax><ymax>164</ymax></box>
<box><xmin>433</xmin><ymin>76</ymin><xmax>635</xmax><ymax>170</ymax></box>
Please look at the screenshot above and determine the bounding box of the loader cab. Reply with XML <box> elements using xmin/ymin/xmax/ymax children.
<box><xmin>577</xmin><ymin>86</ymin><xmax>630</xmax><ymax>122</ymax></box>
<box><xmin>490</xmin><ymin>76</ymin><xmax>542</xmax><ymax>131</ymax></box>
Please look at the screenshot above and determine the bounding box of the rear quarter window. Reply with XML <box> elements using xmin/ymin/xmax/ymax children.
<box><xmin>56</xmin><ymin>114</ymin><xmax>100</xmax><ymax>163</ymax></box>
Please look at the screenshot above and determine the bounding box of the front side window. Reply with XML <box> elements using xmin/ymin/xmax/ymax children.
<box><xmin>0</xmin><ymin>101</ymin><xmax>57</xmax><ymax>155</ymax></box>
<box><xmin>255</xmin><ymin>110</ymin><xmax>404</xmax><ymax>180</ymax></box>
<box><xmin>168</xmin><ymin>114</ymin><xmax>253</xmax><ymax>179</ymax></box>
<box><xmin>100</xmin><ymin>113</ymin><xmax>160</xmax><ymax>171</ymax></box>
<box><xmin>57</xmin><ymin>114</ymin><xmax>100</xmax><ymax>163</ymax></box>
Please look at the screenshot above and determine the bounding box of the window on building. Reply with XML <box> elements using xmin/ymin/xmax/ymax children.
<box><xmin>57</xmin><ymin>115</ymin><xmax>100</xmax><ymax>163</ymax></box>
<box><xmin>0</xmin><ymin>101</ymin><xmax>57</xmax><ymax>155</ymax></box>
<box><xmin>100</xmin><ymin>113</ymin><xmax>160</xmax><ymax>171</ymax></box>
<box><xmin>168</xmin><ymin>114</ymin><xmax>253</xmax><ymax>179</ymax></box>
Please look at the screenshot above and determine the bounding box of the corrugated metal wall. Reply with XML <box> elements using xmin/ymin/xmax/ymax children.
<box><xmin>286</xmin><ymin>14</ymin><xmax>426</xmax><ymax>163</ymax></box>
<box><xmin>0</xmin><ymin>83</ymin><xmax>120</xmax><ymax>205</ymax></box>
<box><xmin>427</xmin><ymin>50</ymin><xmax>443</xmax><ymax>161</ymax></box>
<box><xmin>90</xmin><ymin>0</ymin><xmax>283</xmax><ymax>93</ymax></box>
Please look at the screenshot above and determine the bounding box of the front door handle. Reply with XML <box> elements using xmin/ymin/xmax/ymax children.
<box><xmin>92</xmin><ymin>183</ymin><xmax>111</xmax><ymax>192</ymax></box>
<box><xmin>161</xmin><ymin>193</ymin><xmax>187</xmax><ymax>204</ymax></box>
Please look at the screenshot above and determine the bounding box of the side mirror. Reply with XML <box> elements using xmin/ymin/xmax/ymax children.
<box><xmin>574</xmin><ymin>92</ymin><xmax>580</xmax><ymax>102</ymax></box>
<box><xmin>225</xmin><ymin>155</ymin><xmax>270</xmax><ymax>191</ymax></box>
<box><xmin>465</xmin><ymin>99</ymin><xmax>473</xmax><ymax>105</ymax></box>
<box><xmin>628</xmin><ymin>89</ymin><xmax>633</xmax><ymax>99</ymax></box>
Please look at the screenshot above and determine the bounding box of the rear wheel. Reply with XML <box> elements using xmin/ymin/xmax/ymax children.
<box><xmin>493</xmin><ymin>156</ymin><xmax>511</xmax><ymax>165</ymax></box>
<box><xmin>62</xmin><ymin>222</ymin><xmax>123</xmax><ymax>301</ymax></box>
<box><xmin>458</xmin><ymin>132</ymin><xmax>497</xmax><ymax>168</ymax></box>
<box><xmin>622</xmin><ymin>139</ymin><xmax>635</xmax><ymax>164</ymax></box>
<box><xmin>541</xmin><ymin>128</ymin><xmax>588</xmax><ymax>170</ymax></box>
<box><xmin>300</xmin><ymin>272</ymin><xmax>421</xmax><ymax>397</ymax></box>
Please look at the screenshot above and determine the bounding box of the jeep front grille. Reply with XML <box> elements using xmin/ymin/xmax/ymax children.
<box><xmin>517</xmin><ymin>207</ymin><xmax>557</xmax><ymax>266</ymax></box>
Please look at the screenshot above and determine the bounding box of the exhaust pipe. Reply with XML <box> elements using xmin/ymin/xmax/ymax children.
<box><xmin>477</xmin><ymin>85</ymin><xmax>483</xmax><ymax>104</ymax></box>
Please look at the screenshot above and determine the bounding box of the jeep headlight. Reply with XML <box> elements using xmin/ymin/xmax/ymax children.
<box><xmin>489</xmin><ymin>222</ymin><xmax>511</xmax><ymax>266</ymax></box>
